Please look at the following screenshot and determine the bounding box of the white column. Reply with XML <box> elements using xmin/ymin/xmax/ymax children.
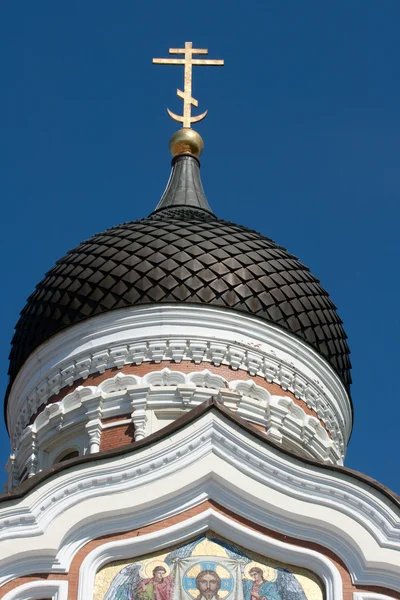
<box><xmin>27</xmin><ymin>431</ymin><xmax>38</xmax><ymax>478</ymax></box>
<box><xmin>85</xmin><ymin>395</ymin><xmax>103</xmax><ymax>454</ymax></box>
<box><xmin>128</xmin><ymin>387</ymin><xmax>150</xmax><ymax>441</ymax></box>
<box><xmin>5</xmin><ymin>454</ymin><xmax>17</xmax><ymax>491</ymax></box>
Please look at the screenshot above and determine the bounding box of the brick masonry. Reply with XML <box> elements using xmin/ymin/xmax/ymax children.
<box><xmin>100</xmin><ymin>418</ymin><xmax>135</xmax><ymax>452</ymax></box>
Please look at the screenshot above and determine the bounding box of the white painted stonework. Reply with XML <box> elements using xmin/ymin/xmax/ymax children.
<box><xmin>353</xmin><ymin>595</ymin><xmax>398</xmax><ymax>600</ymax></box>
<box><xmin>9</xmin><ymin>368</ymin><xmax>342</xmax><ymax>486</ymax></box>
<box><xmin>0</xmin><ymin>407</ymin><xmax>398</xmax><ymax>594</ymax></box>
<box><xmin>6</xmin><ymin>305</ymin><xmax>352</xmax><ymax>457</ymax></box>
<box><xmin>2</xmin><ymin>580</ymin><xmax>68</xmax><ymax>600</ymax></box>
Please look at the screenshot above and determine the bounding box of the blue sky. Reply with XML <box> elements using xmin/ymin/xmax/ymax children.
<box><xmin>0</xmin><ymin>1</ymin><xmax>399</xmax><ymax>494</ymax></box>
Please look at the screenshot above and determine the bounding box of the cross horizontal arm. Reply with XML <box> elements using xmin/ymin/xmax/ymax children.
<box><xmin>153</xmin><ymin>42</ymin><xmax>224</xmax><ymax>128</ymax></box>
<box><xmin>191</xmin><ymin>59</ymin><xmax>224</xmax><ymax>66</ymax></box>
<box><xmin>169</xmin><ymin>48</ymin><xmax>208</xmax><ymax>55</ymax></box>
<box><xmin>152</xmin><ymin>58</ymin><xmax>185</xmax><ymax>65</ymax></box>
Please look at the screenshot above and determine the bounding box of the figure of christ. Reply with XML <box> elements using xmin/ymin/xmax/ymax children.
<box><xmin>243</xmin><ymin>567</ymin><xmax>281</xmax><ymax>600</ymax></box>
<box><xmin>135</xmin><ymin>566</ymin><xmax>174</xmax><ymax>600</ymax></box>
<box><xmin>195</xmin><ymin>570</ymin><xmax>222</xmax><ymax>600</ymax></box>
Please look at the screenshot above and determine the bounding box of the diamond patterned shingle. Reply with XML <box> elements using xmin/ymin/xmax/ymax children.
<box><xmin>6</xmin><ymin>152</ymin><xmax>351</xmax><ymax>414</ymax></box>
<box><xmin>8</xmin><ymin>204</ymin><xmax>351</xmax><ymax>391</ymax></box>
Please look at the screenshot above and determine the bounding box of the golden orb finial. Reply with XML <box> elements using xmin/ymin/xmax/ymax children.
<box><xmin>169</xmin><ymin>128</ymin><xmax>204</xmax><ymax>158</ymax></box>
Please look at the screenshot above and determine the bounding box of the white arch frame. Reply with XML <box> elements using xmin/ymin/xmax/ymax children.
<box><xmin>0</xmin><ymin>408</ymin><xmax>399</xmax><ymax>591</ymax></box>
<box><xmin>2</xmin><ymin>580</ymin><xmax>68</xmax><ymax>600</ymax></box>
<box><xmin>78</xmin><ymin>508</ymin><xmax>342</xmax><ymax>600</ymax></box>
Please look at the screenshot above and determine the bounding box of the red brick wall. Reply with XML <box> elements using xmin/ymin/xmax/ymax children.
<box><xmin>100</xmin><ymin>420</ymin><xmax>135</xmax><ymax>452</ymax></box>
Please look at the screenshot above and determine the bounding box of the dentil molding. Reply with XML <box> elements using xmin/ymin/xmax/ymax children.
<box><xmin>7</xmin><ymin>305</ymin><xmax>352</xmax><ymax>453</ymax></box>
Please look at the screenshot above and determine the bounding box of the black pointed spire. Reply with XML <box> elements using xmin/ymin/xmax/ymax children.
<box><xmin>151</xmin><ymin>153</ymin><xmax>213</xmax><ymax>215</ymax></box>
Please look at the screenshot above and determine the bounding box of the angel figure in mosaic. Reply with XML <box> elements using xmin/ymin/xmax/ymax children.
<box><xmin>136</xmin><ymin>561</ymin><xmax>174</xmax><ymax>600</ymax></box>
<box><xmin>104</xmin><ymin>563</ymin><xmax>143</xmax><ymax>600</ymax></box>
<box><xmin>103</xmin><ymin>560</ymin><xmax>174</xmax><ymax>600</ymax></box>
<box><xmin>243</xmin><ymin>563</ymin><xmax>307</xmax><ymax>600</ymax></box>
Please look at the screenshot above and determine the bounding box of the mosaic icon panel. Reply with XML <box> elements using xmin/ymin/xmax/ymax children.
<box><xmin>96</xmin><ymin>535</ymin><xmax>323</xmax><ymax>600</ymax></box>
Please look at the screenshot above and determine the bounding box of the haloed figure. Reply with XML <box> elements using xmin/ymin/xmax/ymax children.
<box><xmin>243</xmin><ymin>568</ymin><xmax>281</xmax><ymax>600</ymax></box>
<box><xmin>136</xmin><ymin>566</ymin><xmax>174</xmax><ymax>600</ymax></box>
<box><xmin>196</xmin><ymin>570</ymin><xmax>222</xmax><ymax>600</ymax></box>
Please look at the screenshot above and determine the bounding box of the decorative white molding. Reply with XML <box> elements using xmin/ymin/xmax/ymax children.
<box><xmin>11</xmin><ymin>369</ymin><xmax>342</xmax><ymax>481</ymax></box>
<box><xmin>2</xmin><ymin>580</ymin><xmax>68</xmax><ymax>600</ymax></box>
<box><xmin>85</xmin><ymin>396</ymin><xmax>103</xmax><ymax>454</ymax></box>
<box><xmin>5</xmin><ymin>454</ymin><xmax>18</xmax><ymax>492</ymax></box>
<box><xmin>27</xmin><ymin>431</ymin><xmax>38</xmax><ymax>479</ymax></box>
<box><xmin>77</xmin><ymin>509</ymin><xmax>343</xmax><ymax>600</ymax></box>
<box><xmin>130</xmin><ymin>390</ymin><xmax>148</xmax><ymax>441</ymax></box>
<box><xmin>7</xmin><ymin>305</ymin><xmax>351</xmax><ymax>455</ymax></box>
<box><xmin>13</xmin><ymin>419</ymin><xmax>87</xmax><ymax>483</ymax></box>
<box><xmin>353</xmin><ymin>595</ymin><xmax>397</xmax><ymax>600</ymax></box>
<box><xmin>0</xmin><ymin>408</ymin><xmax>398</xmax><ymax>591</ymax></box>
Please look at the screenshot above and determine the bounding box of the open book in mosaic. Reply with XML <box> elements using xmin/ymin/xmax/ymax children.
<box><xmin>95</xmin><ymin>535</ymin><xmax>323</xmax><ymax>600</ymax></box>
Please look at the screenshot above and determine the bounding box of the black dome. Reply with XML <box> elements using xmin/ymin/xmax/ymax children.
<box><xmin>8</xmin><ymin>155</ymin><xmax>351</xmax><ymax>393</ymax></box>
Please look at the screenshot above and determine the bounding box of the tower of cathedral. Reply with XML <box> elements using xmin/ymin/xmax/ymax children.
<box><xmin>1</xmin><ymin>43</ymin><xmax>399</xmax><ymax>600</ymax></box>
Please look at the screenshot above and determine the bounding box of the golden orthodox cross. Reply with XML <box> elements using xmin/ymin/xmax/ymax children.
<box><xmin>153</xmin><ymin>42</ymin><xmax>224</xmax><ymax>128</ymax></box>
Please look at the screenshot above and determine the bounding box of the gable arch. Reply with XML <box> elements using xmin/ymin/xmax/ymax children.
<box><xmin>77</xmin><ymin>509</ymin><xmax>342</xmax><ymax>600</ymax></box>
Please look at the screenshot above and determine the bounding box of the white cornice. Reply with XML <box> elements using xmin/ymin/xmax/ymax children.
<box><xmin>7</xmin><ymin>305</ymin><xmax>352</xmax><ymax>452</ymax></box>
<box><xmin>0</xmin><ymin>408</ymin><xmax>398</xmax><ymax>591</ymax></box>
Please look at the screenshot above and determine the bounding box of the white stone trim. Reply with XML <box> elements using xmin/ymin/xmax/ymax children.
<box><xmin>12</xmin><ymin>369</ymin><xmax>341</xmax><ymax>480</ymax></box>
<box><xmin>12</xmin><ymin>423</ymin><xmax>88</xmax><ymax>486</ymax></box>
<box><xmin>0</xmin><ymin>408</ymin><xmax>398</xmax><ymax>591</ymax></box>
<box><xmin>77</xmin><ymin>509</ymin><xmax>343</xmax><ymax>600</ymax></box>
<box><xmin>7</xmin><ymin>305</ymin><xmax>351</xmax><ymax>453</ymax></box>
<box><xmin>353</xmin><ymin>595</ymin><xmax>397</xmax><ymax>600</ymax></box>
<box><xmin>102</xmin><ymin>418</ymin><xmax>132</xmax><ymax>429</ymax></box>
<box><xmin>2</xmin><ymin>580</ymin><xmax>68</xmax><ymax>600</ymax></box>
